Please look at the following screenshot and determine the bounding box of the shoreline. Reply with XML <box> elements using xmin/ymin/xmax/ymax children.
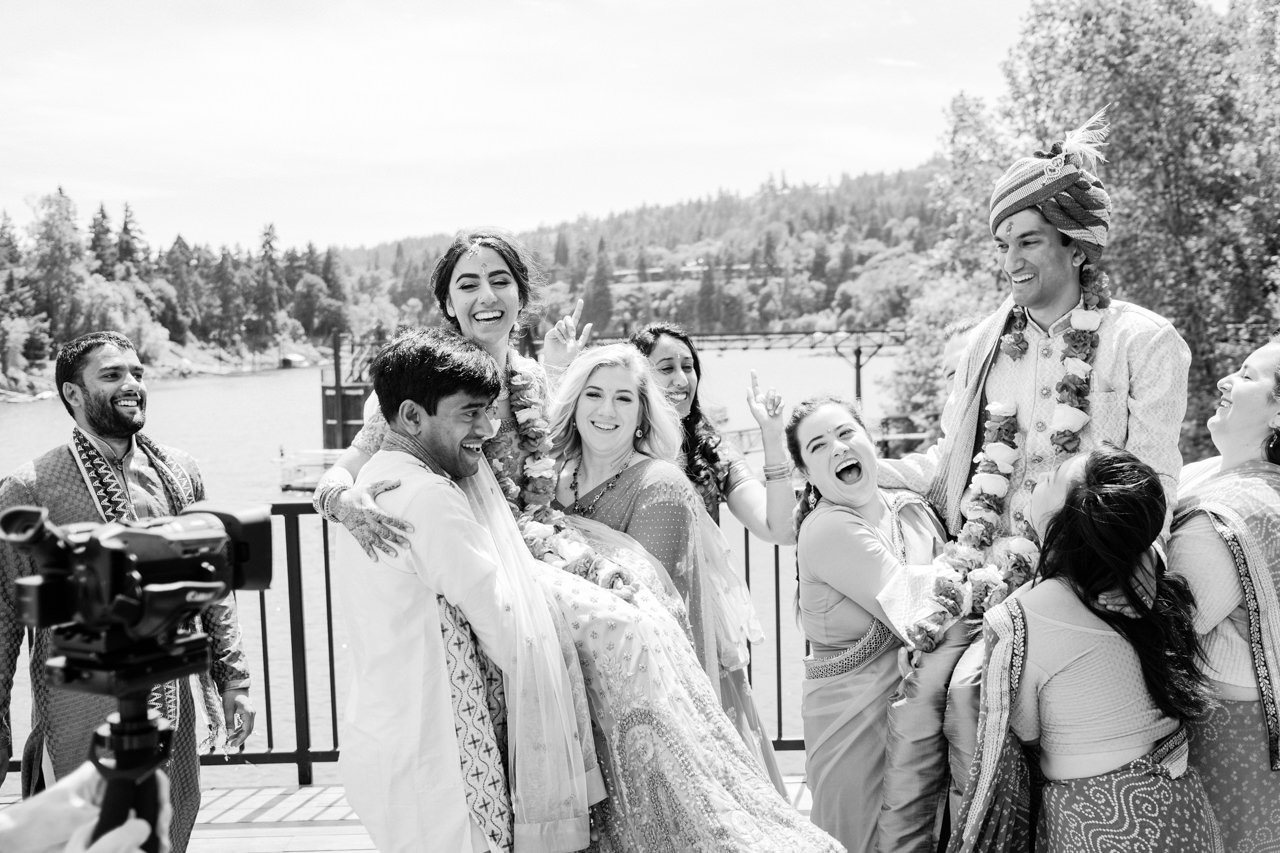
<box><xmin>2</xmin><ymin>338</ymin><xmax>328</xmax><ymax>403</ymax></box>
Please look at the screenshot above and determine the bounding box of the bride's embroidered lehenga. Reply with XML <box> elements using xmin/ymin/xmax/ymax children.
<box><xmin>353</xmin><ymin>359</ymin><xmax>839</xmax><ymax>851</ymax></box>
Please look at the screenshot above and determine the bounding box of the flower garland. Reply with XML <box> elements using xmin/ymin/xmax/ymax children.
<box><xmin>905</xmin><ymin>403</ymin><xmax>1033</xmax><ymax>651</ymax></box>
<box><xmin>484</xmin><ymin>359</ymin><xmax>556</xmax><ymax>515</ymax></box>
<box><xmin>998</xmin><ymin>272</ymin><xmax>1112</xmax><ymax>456</ymax></box>
<box><xmin>902</xmin><ymin>276</ymin><xmax>1113</xmax><ymax>650</ymax></box>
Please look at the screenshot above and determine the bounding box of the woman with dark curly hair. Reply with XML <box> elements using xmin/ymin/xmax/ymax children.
<box><xmin>951</xmin><ymin>445</ymin><xmax>1222</xmax><ymax>852</ymax></box>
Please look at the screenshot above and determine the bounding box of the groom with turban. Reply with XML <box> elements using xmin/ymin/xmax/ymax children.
<box><xmin>874</xmin><ymin>111</ymin><xmax>1192</xmax><ymax>851</ymax></box>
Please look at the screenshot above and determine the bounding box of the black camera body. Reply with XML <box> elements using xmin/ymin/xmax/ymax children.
<box><xmin>0</xmin><ymin>503</ymin><xmax>272</xmax><ymax>697</ymax></box>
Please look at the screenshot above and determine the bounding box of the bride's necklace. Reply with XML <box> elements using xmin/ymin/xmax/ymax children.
<box><xmin>570</xmin><ymin>451</ymin><xmax>636</xmax><ymax>516</ymax></box>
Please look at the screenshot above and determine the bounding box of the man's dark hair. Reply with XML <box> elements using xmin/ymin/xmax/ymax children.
<box><xmin>54</xmin><ymin>331</ymin><xmax>136</xmax><ymax>416</ymax></box>
<box><xmin>370</xmin><ymin>327</ymin><xmax>501</xmax><ymax>421</ymax></box>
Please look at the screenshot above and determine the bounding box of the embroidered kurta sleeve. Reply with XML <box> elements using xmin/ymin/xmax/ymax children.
<box><xmin>409</xmin><ymin>483</ymin><xmax>518</xmax><ymax>671</ymax></box>
<box><xmin>1121</xmin><ymin>322</ymin><xmax>1190</xmax><ymax>512</ymax></box>
<box><xmin>202</xmin><ymin>596</ymin><xmax>251</xmax><ymax>692</ymax></box>
<box><xmin>800</xmin><ymin>509</ymin><xmax>903</xmax><ymax>630</ymax></box>
<box><xmin>0</xmin><ymin>472</ymin><xmax>38</xmax><ymax>781</ymax></box>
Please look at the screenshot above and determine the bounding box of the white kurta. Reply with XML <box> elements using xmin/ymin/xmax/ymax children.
<box><xmin>336</xmin><ymin>450</ymin><xmax>517</xmax><ymax>853</ymax></box>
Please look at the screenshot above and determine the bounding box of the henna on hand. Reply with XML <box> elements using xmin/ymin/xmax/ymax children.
<box><xmin>334</xmin><ymin>479</ymin><xmax>412</xmax><ymax>560</ymax></box>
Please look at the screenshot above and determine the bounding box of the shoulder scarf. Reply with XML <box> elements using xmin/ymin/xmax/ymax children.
<box><xmin>1174</xmin><ymin>459</ymin><xmax>1280</xmax><ymax>770</ymax></box>
<box><xmin>927</xmin><ymin>299</ymin><xmax>1013</xmax><ymax>535</ymax></box>
<box><xmin>67</xmin><ymin>426</ymin><xmax>228</xmax><ymax>751</ymax></box>
<box><xmin>948</xmin><ymin>598</ymin><xmax>1034</xmax><ymax>852</ymax></box>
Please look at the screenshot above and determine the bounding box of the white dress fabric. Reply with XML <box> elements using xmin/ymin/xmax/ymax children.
<box><xmin>336</xmin><ymin>450</ymin><xmax>597</xmax><ymax>853</ymax></box>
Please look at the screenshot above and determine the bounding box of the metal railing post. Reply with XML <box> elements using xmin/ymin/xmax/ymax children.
<box><xmin>283</xmin><ymin>513</ymin><xmax>314</xmax><ymax>785</ymax></box>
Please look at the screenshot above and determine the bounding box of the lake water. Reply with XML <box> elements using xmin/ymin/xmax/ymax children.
<box><xmin>0</xmin><ymin>347</ymin><xmax>903</xmax><ymax>790</ymax></box>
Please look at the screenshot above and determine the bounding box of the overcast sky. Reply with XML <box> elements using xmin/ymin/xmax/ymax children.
<box><xmin>0</xmin><ymin>0</ymin><xmax>1226</xmax><ymax>251</ymax></box>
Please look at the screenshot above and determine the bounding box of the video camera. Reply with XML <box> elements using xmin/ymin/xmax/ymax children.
<box><xmin>0</xmin><ymin>503</ymin><xmax>272</xmax><ymax>696</ymax></box>
<box><xmin>0</xmin><ymin>503</ymin><xmax>272</xmax><ymax>852</ymax></box>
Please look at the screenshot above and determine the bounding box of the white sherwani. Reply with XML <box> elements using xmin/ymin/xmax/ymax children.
<box><xmin>337</xmin><ymin>450</ymin><xmax>517</xmax><ymax>853</ymax></box>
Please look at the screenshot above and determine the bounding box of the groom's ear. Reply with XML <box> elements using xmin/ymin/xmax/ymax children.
<box><xmin>397</xmin><ymin>399</ymin><xmax>427</xmax><ymax>433</ymax></box>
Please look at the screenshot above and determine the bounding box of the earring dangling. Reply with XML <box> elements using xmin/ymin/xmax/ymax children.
<box><xmin>807</xmin><ymin>487</ymin><xmax>818</xmax><ymax>509</ymax></box>
<box><xmin>1266</xmin><ymin>428</ymin><xmax>1280</xmax><ymax>463</ymax></box>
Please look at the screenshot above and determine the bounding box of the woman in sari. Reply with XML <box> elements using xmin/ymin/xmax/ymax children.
<box><xmin>785</xmin><ymin>394</ymin><xmax>948</xmax><ymax>853</ymax></box>
<box><xmin>1169</xmin><ymin>336</ymin><xmax>1280</xmax><ymax>852</ymax></box>
<box><xmin>952</xmin><ymin>445</ymin><xmax>1221</xmax><ymax>852</ymax></box>
<box><xmin>546</xmin><ymin>343</ymin><xmax>786</xmax><ymax>793</ymax></box>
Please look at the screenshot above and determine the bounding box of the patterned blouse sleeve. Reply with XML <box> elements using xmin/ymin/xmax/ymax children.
<box><xmin>627</xmin><ymin>466</ymin><xmax>700</xmax><ymax>592</ymax></box>
<box><xmin>716</xmin><ymin>438</ymin><xmax>755</xmax><ymax>497</ymax></box>
<box><xmin>351</xmin><ymin>398</ymin><xmax>388</xmax><ymax>457</ymax></box>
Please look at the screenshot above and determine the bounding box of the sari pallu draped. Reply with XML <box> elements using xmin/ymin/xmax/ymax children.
<box><xmin>1174</xmin><ymin>460</ymin><xmax>1280</xmax><ymax>852</ymax></box>
<box><xmin>948</xmin><ymin>599</ymin><xmax>1223</xmax><ymax>853</ymax></box>
<box><xmin>803</xmin><ymin>618</ymin><xmax>901</xmax><ymax>853</ymax></box>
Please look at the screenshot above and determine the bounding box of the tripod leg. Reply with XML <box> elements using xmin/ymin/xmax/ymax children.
<box><xmin>92</xmin><ymin>772</ymin><xmax>162</xmax><ymax>852</ymax></box>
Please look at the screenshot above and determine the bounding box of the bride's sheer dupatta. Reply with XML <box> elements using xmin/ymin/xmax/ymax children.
<box><xmin>460</xmin><ymin>463</ymin><xmax>602</xmax><ymax>852</ymax></box>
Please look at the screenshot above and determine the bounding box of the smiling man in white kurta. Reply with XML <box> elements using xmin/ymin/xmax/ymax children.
<box><xmin>335</xmin><ymin>328</ymin><xmax>594</xmax><ymax>853</ymax></box>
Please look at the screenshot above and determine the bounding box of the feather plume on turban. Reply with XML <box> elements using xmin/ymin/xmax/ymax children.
<box><xmin>989</xmin><ymin>108</ymin><xmax>1113</xmax><ymax>263</ymax></box>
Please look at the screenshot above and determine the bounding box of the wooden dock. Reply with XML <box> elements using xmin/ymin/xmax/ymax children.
<box><xmin>4</xmin><ymin>776</ymin><xmax>813</xmax><ymax>852</ymax></box>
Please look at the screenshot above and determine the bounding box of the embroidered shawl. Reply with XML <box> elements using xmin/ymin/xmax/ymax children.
<box><xmin>67</xmin><ymin>427</ymin><xmax>227</xmax><ymax>751</ymax></box>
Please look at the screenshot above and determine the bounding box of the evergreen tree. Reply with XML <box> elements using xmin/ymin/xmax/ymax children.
<box><xmin>321</xmin><ymin>247</ymin><xmax>346</xmax><ymax>300</ymax></box>
<box><xmin>553</xmin><ymin>230</ymin><xmax>570</xmax><ymax>267</ymax></box>
<box><xmin>0</xmin><ymin>213</ymin><xmax>21</xmax><ymax>268</ymax></box>
<box><xmin>116</xmin><ymin>203</ymin><xmax>146</xmax><ymax>277</ymax></box>
<box><xmin>304</xmin><ymin>242</ymin><xmax>323</xmax><ymax>276</ymax></box>
<box><xmin>28</xmin><ymin>188</ymin><xmax>87</xmax><ymax>341</ymax></box>
<box><xmin>582</xmin><ymin>237</ymin><xmax>613</xmax><ymax>331</ymax></box>
<box><xmin>636</xmin><ymin>247</ymin><xmax>649</xmax><ymax>283</ymax></box>
<box><xmin>810</xmin><ymin>243</ymin><xmax>830</xmax><ymax>284</ymax></box>
<box><xmin>282</xmin><ymin>247</ymin><xmax>305</xmax><ymax>292</ymax></box>
<box><xmin>696</xmin><ymin>257</ymin><xmax>719</xmax><ymax>332</ymax></box>
<box><xmin>247</xmin><ymin>224</ymin><xmax>282</xmax><ymax>343</ymax></box>
<box><xmin>88</xmin><ymin>204</ymin><xmax>117</xmax><ymax>279</ymax></box>
<box><xmin>838</xmin><ymin>242</ymin><xmax>856</xmax><ymax>282</ymax></box>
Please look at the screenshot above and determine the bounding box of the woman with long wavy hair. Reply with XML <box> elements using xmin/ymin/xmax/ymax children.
<box><xmin>951</xmin><ymin>445</ymin><xmax>1222</xmax><ymax>852</ymax></box>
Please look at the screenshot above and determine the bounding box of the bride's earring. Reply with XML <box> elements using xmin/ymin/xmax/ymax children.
<box><xmin>635</xmin><ymin>428</ymin><xmax>644</xmax><ymax>438</ymax></box>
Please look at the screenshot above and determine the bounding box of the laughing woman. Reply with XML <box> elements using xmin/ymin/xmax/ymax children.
<box><xmin>952</xmin><ymin>446</ymin><xmax>1221</xmax><ymax>853</ymax></box>
<box><xmin>787</xmin><ymin>394</ymin><xmax>949</xmax><ymax>853</ymax></box>
<box><xmin>1169</xmin><ymin>336</ymin><xmax>1280</xmax><ymax>852</ymax></box>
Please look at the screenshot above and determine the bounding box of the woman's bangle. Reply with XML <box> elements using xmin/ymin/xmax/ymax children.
<box><xmin>763</xmin><ymin>464</ymin><xmax>791</xmax><ymax>483</ymax></box>
<box><xmin>317</xmin><ymin>482</ymin><xmax>348</xmax><ymax>523</ymax></box>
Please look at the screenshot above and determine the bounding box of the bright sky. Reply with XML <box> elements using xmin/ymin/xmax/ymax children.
<box><xmin>0</xmin><ymin>0</ymin><xmax>1225</xmax><ymax>252</ymax></box>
